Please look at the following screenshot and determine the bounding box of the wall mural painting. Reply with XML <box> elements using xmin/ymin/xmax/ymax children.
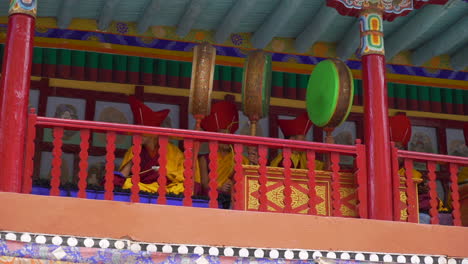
<box><xmin>324</xmin><ymin>121</ymin><xmax>357</xmax><ymax>165</ymax></box>
<box><xmin>87</xmin><ymin>156</ymin><xmax>123</xmax><ymax>187</ymax></box>
<box><xmin>408</xmin><ymin>125</ymin><xmax>439</xmax><ymax>170</ymax></box>
<box><xmin>93</xmin><ymin>101</ymin><xmax>133</xmax><ymax>150</ymax></box>
<box><xmin>446</xmin><ymin>128</ymin><xmax>468</xmax><ymax>157</ymax></box>
<box><xmin>43</xmin><ymin>97</ymin><xmax>86</xmax><ymax>145</ymax></box>
<box><xmin>39</xmin><ymin>151</ymin><xmax>75</xmax><ymax>185</ymax></box>
<box><xmin>28</xmin><ymin>89</ymin><xmax>39</xmax><ymax>111</ymax></box>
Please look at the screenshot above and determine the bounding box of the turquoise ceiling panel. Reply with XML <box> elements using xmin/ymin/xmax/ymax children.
<box><xmin>72</xmin><ymin>0</ymin><xmax>105</xmax><ymax>20</ymax></box>
<box><xmin>114</xmin><ymin>0</ymin><xmax>149</xmax><ymax>22</ymax></box>
<box><xmin>275</xmin><ymin>1</ymin><xmax>322</xmax><ymax>38</ymax></box>
<box><xmin>320</xmin><ymin>16</ymin><xmax>356</xmax><ymax>42</ymax></box>
<box><xmin>193</xmin><ymin>0</ymin><xmax>235</xmax><ymax>30</ymax></box>
<box><xmin>37</xmin><ymin>0</ymin><xmax>61</xmax><ymax>17</ymax></box>
<box><xmin>153</xmin><ymin>0</ymin><xmax>191</xmax><ymax>26</ymax></box>
<box><xmin>235</xmin><ymin>0</ymin><xmax>280</xmax><ymax>33</ymax></box>
<box><xmin>0</xmin><ymin>1</ymin><xmax>8</xmax><ymax>17</ymax></box>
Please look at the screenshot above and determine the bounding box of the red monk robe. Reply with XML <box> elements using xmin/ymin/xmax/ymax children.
<box><xmin>270</xmin><ymin>112</ymin><xmax>324</xmax><ymax>170</ymax></box>
<box><xmin>114</xmin><ymin>96</ymin><xmax>200</xmax><ymax>194</ymax></box>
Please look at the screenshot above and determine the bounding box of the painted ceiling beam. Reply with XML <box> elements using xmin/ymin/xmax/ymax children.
<box><xmin>176</xmin><ymin>0</ymin><xmax>209</xmax><ymax>37</ymax></box>
<box><xmin>137</xmin><ymin>0</ymin><xmax>163</xmax><ymax>34</ymax></box>
<box><xmin>411</xmin><ymin>16</ymin><xmax>468</xmax><ymax>66</ymax></box>
<box><xmin>97</xmin><ymin>0</ymin><xmax>122</xmax><ymax>31</ymax></box>
<box><xmin>450</xmin><ymin>46</ymin><xmax>468</xmax><ymax>71</ymax></box>
<box><xmin>57</xmin><ymin>0</ymin><xmax>79</xmax><ymax>29</ymax></box>
<box><xmin>214</xmin><ymin>0</ymin><xmax>258</xmax><ymax>44</ymax></box>
<box><xmin>295</xmin><ymin>2</ymin><xmax>338</xmax><ymax>53</ymax></box>
<box><xmin>385</xmin><ymin>1</ymin><xmax>461</xmax><ymax>61</ymax></box>
<box><xmin>336</xmin><ymin>20</ymin><xmax>360</xmax><ymax>60</ymax></box>
<box><xmin>251</xmin><ymin>0</ymin><xmax>305</xmax><ymax>49</ymax></box>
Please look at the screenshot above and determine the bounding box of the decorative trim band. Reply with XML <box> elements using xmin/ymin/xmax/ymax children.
<box><xmin>1</xmin><ymin>231</ymin><xmax>467</xmax><ymax>262</ymax></box>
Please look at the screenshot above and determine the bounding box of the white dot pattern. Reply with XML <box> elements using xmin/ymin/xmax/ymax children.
<box><xmin>448</xmin><ymin>259</ymin><xmax>457</xmax><ymax>264</ymax></box>
<box><xmin>355</xmin><ymin>253</ymin><xmax>365</xmax><ymax>261</ymax></box>
<box><xmin>269</xmin><ymin>249</ymin><xmax>279</xmax><ymax>259</ymax></box>
<box><xmin>114</xmin><ymin>240</ymin><xmax>125</xmax><ymax>250</ymax></box>
<box><xmin>341</xmin><ymin>253</ymin><xmax>351</xmax><ymax>260</ymax></box>
<box><xmin>84</xmin><ymin>238</ymin><xmax>94</xmax><ymax>248</ymax></box>
<box><xmin>412</xmin><ymin>255</ymin><xmax>421</xmax><ymax>264</ymax></box>
<box><xmin>147</xmin><ymin>244</ymin><xmax>157</xmax><ymax>253</ymax></box>
<box><xmin>5</xmin><ymin>233</ymin><xmax>16</xmax><ymax>241</ymax></box>
<box><xmin>99</xmin><ymin>239</ymin><xmax>110</xmax><ymax>249</ymax></box>
<box><xmin>130</xmin><ymin>243</ymin><xmax>141</xmax><ymax>253</ymax></box>
<box><xmin>462</xmin><ymin>259</ymin><xmax>468</xmax><ymax>264</ymax></box>
<box><xmin>327</xmin><ymin>252</ymin><xmax>337</xmax><ymax>259</ymax></box>
<box><xmin>67</xmin><ymin>237</ymin><xmax>78</xmax><ymax>247</ymax></box>
<box><xmin>370</xmin><ymin>254</ymin><xmax>379</xmax><ymax>261</ymax></box>
<box><xmin>438</xmin><ymin>257</ymin><xmax>447</xmax><ymax>264</ymax></box>
<box><xmin>52</xmin><ymin>236</ymin><xmax>63</xmax><ymax>246</ymax></box>
<box><xmin>313</xmin><ymin>251</ymin><xmax>323</xmax><ymax>259</ymax></box>
<box><xmin>178</xmin><ymin>245</ymin><xmax>188</xmax><ymax>254</ymax></box>
<box><xmin>194</xmin><ymin>246</ymin><xmax>204</xmax><ymax>255</ymax></box>
<box><xmin>239</xmin><ymin>248</ymin><xmax>249</xmax><ymax>258</ymax></box>
<box><xmin>425</xmin><ymin>256</ymin><xmax>434</xmax><ymax>264</ymax></box>
<box><xmin>208</xmin><ymin>247</ymin><xmax>219</xmax><ymax>256</ymax></box>
<box><xmin>224</xmin><ymin>247</ymin><xmax>234</xmax><ymax>257</ymax></box>
<box><xmin>162</xmin><ymin>245</ymin><xmax>172</xmax><ymax>254</ymax></box>
<box><xmin>254</xmin><ymin>249</ymin><xmax>264</xmax><ymax>258</ymax></box>
<box><xmin>299</xmin><ymin>250</ymin><xmax>309</xmax><ymax>260</ymax></box>
<box><xmin>285</xmin><ymin>250</ymin><xmax>294</xmax><ymax>260</ymax></box>
<box><xmin>20</xmin><ymin>234</ymin><xmax>31</xmax><ymax>243</ymax></box>
<box><xmin>398</xmin><ymin>256</ymin><xmax>407</xmax><ymax>263</ymax></box>
<box><xmin>35</xmin><ymin>235</ymin><xmax>46</xmax><ymax>244</ymax></box>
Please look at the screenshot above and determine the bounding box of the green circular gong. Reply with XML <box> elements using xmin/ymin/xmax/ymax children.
<box><xmin>306</xmin><ymin>59</ymin><xmax>354</xmax><ymax>128</ymax></box>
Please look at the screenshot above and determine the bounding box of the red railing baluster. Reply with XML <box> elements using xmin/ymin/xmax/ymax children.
<box><xmin>157</xmin><ymin>135</ymin><xmax>168</xmax><ymax>204</ymax></box>
<box><xmin>331</xmin><ymin>152</ymin><xmax>342</xmax><ymax>217</ymax></box>
<box><xmin>283</xmin><ymin>147</ymin><xmax>292</xmax><ymax>213</ymax></box>
<box><xmin>391</xmin><ymin>143</ymin><xmax>401</xmax><ymax>221</ymax></box>
<box><xmin>355</xmin><ymin>140</ymin><xmax>368</xmax><ymax>219</ymax></box>
<box><xmin>183</xmin><ymin>139</ymin><xmax>194</xmax><ymax>206</ymax></box>
<box><xmin>404</xmin><ymin>159</ymin><xmax>418</xmax><ymax>223</ymax></box>
<box><xmin>77</xmin><ymin>129</ymin><xmax>90</xmax><ymax>198</ymax></box>
<box><xmin>449</xmin><ymin>163</ymin><xmax>461</xmax><ymax>226</ymax></box>
<box><xmin>208</xmin><ymin>141</ymin><xmax>219</xmax><ymax>208</ymax></box>
<box><xmin>130</xmin><ymin>134</ymin><xmax>142</xmax><ymax>203</ymax></box>
<box><xmin>104</xmin><ymin>131</ymin><xmax>116</xmax><ymax>200</ymax></box>
<box><xmin>233</xmin><ymin>143</ymin><xmax>245</xmax><ymax>210</ymax></box>
<box><xmin>258</xmin><ymin>145</ymin><xmax>268</xmax><ymax>212</ymax></box>
<box><xmin>306</xmin><ymin>150</ymin><xmax>317</xmax><ymax>215</ymax></box>
<box><xmin>50</xmin><ymin>127</ymin><xmax>64</xmax><ymax>196</ymax></box>
<box><xmin>427</xmin><ymin>161</ymin><xmax>439</xmax><ymax>225</ymax></box>
<box><xmin>22</xmin><ymin>109</ymin><xmax>37</xmax><ymax>194</ymax></box>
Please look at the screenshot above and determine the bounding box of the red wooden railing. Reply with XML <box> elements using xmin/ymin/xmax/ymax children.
<box><xmin>391</xmin><ymin>144</ymin><xmax>468</xmax><ymax>226</ymax></box>
<box><xmin>22</xmin><ymin>110</ymin><xmax>370</xmax><ymax>218</ymax></box>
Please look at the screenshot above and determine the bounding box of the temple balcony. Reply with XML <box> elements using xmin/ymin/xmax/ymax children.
<box><xmin>1</xmin><ymin>110</ymin><xmax>467</xmax><ymax>260</ymax></box>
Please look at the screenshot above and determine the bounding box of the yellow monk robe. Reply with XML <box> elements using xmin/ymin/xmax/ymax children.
<box><xmin>270</xmin><ymin>151</ymin><xmax>324</xmax><ymax>170</ymax></box>
<box><xmin>398</xmin><ymin>167</ymin><xmax>422</xmax><ymax>180</ymax></box>
<box><xmin>120</xmin><ymin>143</ymin><xmax>200</xmax><ymax>194</ymax></box>
<box><xmin>213</xmin><ymin>151</ymin><xmax>249</xmax><ymax>188</ymax></box>
<box><xmin>458</xmin><ymin>167</ymin><xmax>468</xmax><ymax>184</ymax></box>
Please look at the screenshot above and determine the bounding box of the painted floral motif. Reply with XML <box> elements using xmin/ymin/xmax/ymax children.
<box><xmin>231</xmin><ymin>34</ymin><xmax>243</xmax><ymax>46</ymax></box>
<box><xmin>116</xmin><ymin>22</ymin><xmax>129</xmax><ymax>34</ymax></box>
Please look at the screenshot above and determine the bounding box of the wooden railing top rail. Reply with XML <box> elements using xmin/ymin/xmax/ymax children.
<box><xmin>35</xmin><ymin>115</ymin><xmax>359</xmax><ymax>154</ymax></box>
<box><xmin>397</xmin><ymin>149</ymin><xmax>468</xmax><ymax>165</ymax></box>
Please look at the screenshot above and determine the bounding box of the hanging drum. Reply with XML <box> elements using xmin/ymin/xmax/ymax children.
<box><xmin>189</xmin><ymin>42</ymin><xmax>217</xmax><ymax>129</ymax></box>
<box><xmin>241</xmin><ymin>50</ymin><xmax>272</xmax><ymax>136</ymax></box>
<box><xmin>306</xmin><ymin>59</ymin><xmax>354</xmax><ymax>129</ymax></box>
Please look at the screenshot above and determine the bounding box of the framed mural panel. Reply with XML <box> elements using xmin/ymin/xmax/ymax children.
<box><xmin>43</xmin><ymin>96</ymin><xmax>86</xmax><ymax>145</ymax></box>
<box><xmin>39</xmin><ymin>151</ymin><xmax>75</xmax><ymax>185</ymax></box>
<box><xmin>408</xmin><ymin>126</ymin><xmax>439</xmax><ymax>154</ymax></box>
<box><xmin>92</xmin><ymin>101</ymin><xmax>133</xmax><ymax>150</ymax></box>
<box><xmin>446</xmin><ymin>128</ymin><xmax>467</xmax><ymax>157</ymax></box>
<box><xmin>87</xmin><ymin>155</ymin><xmax>123</xmax><ymax>186</ymax></box>
<box><xmin>29</xmin><ymin>89</ymin><xmax>39</xmax><ymax>111</ymax></box>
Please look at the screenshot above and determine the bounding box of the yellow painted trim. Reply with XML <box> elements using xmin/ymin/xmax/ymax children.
<box><xmin>45</xmin><ymin>77</ymin><xmax>467</xmax><ymax>122</ymax></box>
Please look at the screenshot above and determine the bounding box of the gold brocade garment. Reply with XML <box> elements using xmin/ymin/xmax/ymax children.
<box><xmin>270</xmin><ymin>151</ymin><xmax>324</xmax><ymax>170</ymax></box>
<box><xmin>120</xmin><ymin>143</ymin><xmax>200</xmax><ymax>194</ymax></box>
<box><xmin>215</xmin><ymin>151</ymin><xmax>249</xmax><ymax>188</ymax></box>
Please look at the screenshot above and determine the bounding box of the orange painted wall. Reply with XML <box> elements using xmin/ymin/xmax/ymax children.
<box><xmin>1</xmin><ymin>192</ymin><xmax>467</xmax><ymax>258</ymax></box>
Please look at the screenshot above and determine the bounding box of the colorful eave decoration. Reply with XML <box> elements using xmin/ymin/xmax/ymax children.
<box><xmin>327</xmin><ymin>0</ymin><xmax>449</xmax><ymax>21</ymax></box>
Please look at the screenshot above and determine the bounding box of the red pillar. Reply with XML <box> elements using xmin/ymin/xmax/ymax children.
<box><xmin>360</xmin><ymin>10</ymin><xmax>393</xmax><ymax>220</ymax></box>
<box><xmin>0</xmin><ymin>1</ymin><xmax>36</xmax><ymax>192</ymax></box>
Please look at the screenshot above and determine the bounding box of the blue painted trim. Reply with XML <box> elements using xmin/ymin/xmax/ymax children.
<box><xmin>176</xmin><ymin>0</ymin><xmax>208</xmax><ymax>38</ymax></box>
<box><xmin>251</xmin><ymin>0</ymin><xmax>304</xmax><ymax>49</ymax></box>
<box><xmin>214</xmin><ymin>0</ymin><xmax>257</xmax><ymax>44</ymax></box>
